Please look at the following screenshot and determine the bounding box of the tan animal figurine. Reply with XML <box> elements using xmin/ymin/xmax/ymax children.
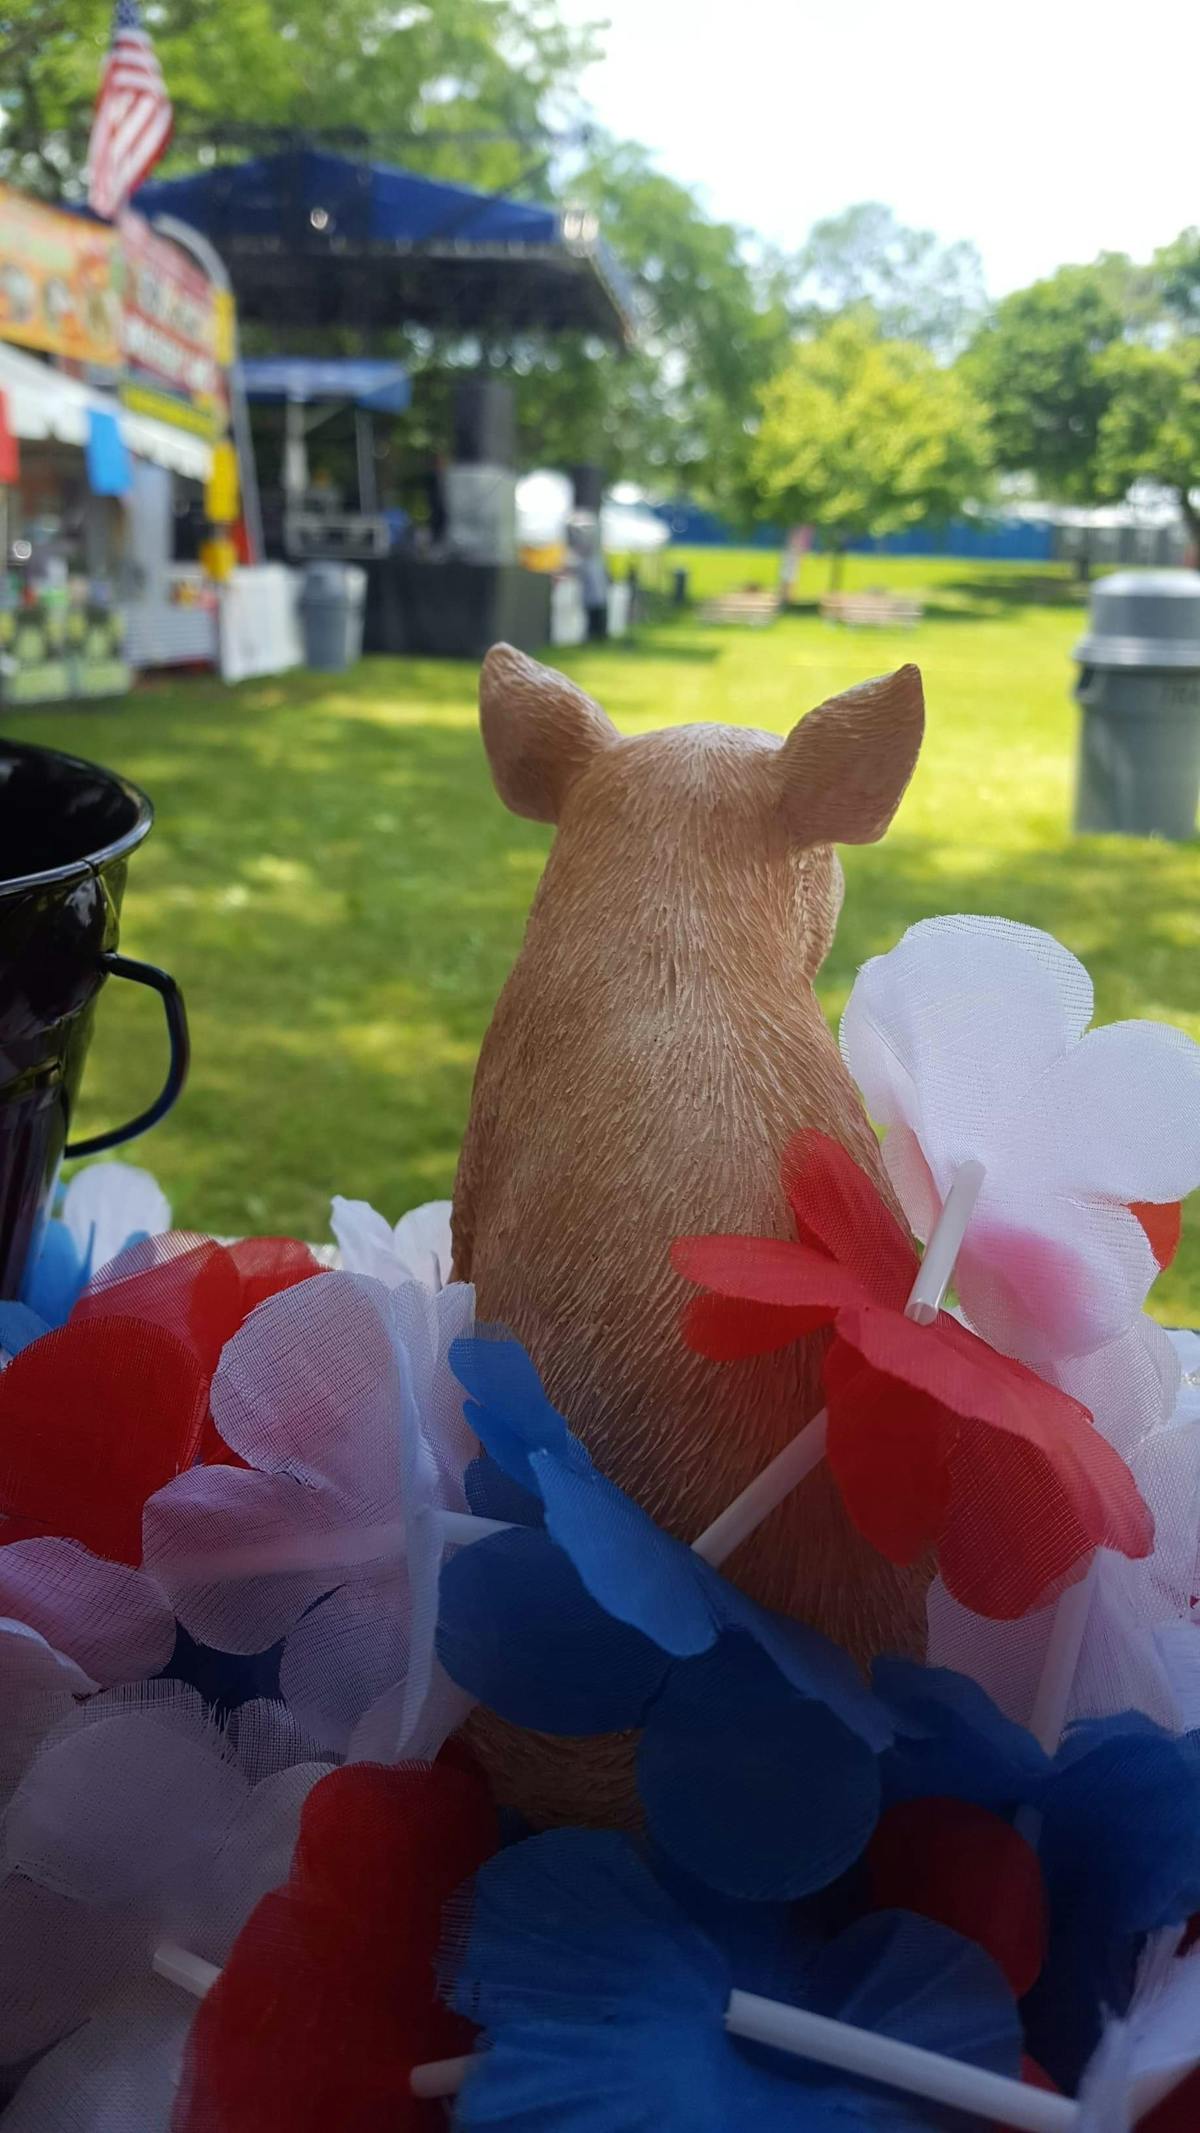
<box><xmin>452</xmin><ymin>645</ymin><xmax>926</xmax><ymax>1817</ymax></box>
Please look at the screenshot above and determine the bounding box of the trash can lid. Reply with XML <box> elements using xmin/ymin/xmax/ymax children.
<box><xmin>301</xmin><ymin>561</ymin><xmax>368</xmax><ymax>603</ymax></box>
<box><xmin>302</xmin><ymin>561</ymin><xmax>354</xmax><ymax>595</ymax></box>
<box><xmin>1074</xmin><ymin>569</ymin><xmax>1200</xmax><ymax>668</ymax></box>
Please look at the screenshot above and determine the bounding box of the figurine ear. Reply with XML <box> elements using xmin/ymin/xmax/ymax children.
<box><xmin>776</xmin><ymin>665</ymin><xmax>924</xmax><ymax>846</ymax></box>
<box><xmin>480</xmin><ymin>644</ymin><xmax>618</xmax><ymax>825</ymax></box>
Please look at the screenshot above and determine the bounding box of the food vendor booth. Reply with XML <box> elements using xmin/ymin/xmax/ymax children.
<box><xmin>0</xmin><ymin>183</ymin><xmax>270</xmax><ymax>702</ymax></box>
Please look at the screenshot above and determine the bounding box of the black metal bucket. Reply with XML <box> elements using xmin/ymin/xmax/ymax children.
<box><xmin>0</xmin><ymin>741</ymin><xmax>189</xmax><ymax>1301</ymax></box>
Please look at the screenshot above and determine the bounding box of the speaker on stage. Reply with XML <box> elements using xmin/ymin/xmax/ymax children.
<box><xmin>570</xmin><ymin>464</ymin><xmax>604</xmax><ymax>513</ymax></box>
<box><xmin>453</xmin><ymin>380</ymin><xmax>516</xmax><ymax>468</ymax></box>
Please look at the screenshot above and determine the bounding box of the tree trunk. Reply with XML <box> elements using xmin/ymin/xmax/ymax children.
<box><xmin>1181</xmin><ymin>493</ymin><xmax>1200</xmax><ymax>571</ymax></box>
<box><xmin>828</xmin><ymin>546</ymin><xmax>846</xmax><ymax>592</ymax></box>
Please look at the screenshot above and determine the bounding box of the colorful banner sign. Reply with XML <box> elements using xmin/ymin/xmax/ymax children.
<box><xmin>0</xmin><ymin>189</ymin><xmax>230</xmax><ymax>440</ymax></box>
<box><xmin>116</xmin><ymin>209</ymin><xmax>225</xmax><ymax>433</ymax></box>
<box><xmin>0</xmin><ymin>186</ymin><xmax>121</xmax><ymax>367</ymax></box>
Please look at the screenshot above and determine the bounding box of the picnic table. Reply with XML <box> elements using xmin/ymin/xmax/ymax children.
<box><xmin>820</xmin><ymin>589</ymin><xmax>924</xmax><ymax>627</ymax></box>
<box><xmin>696</xmin><ymin>589</ymin><xmax>779</xmax><ymax>627</ymax></box>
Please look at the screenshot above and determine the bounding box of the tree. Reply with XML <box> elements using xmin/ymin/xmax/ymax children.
<box><xmin>1095</xmin><ymin>342</ymin><xmax>1200</xmax><ymax>557</ymax></box>
<box><xmin>961</xmin><ymin>258</ymin><xmax>1147</xmax><ymax>501</ymax></box>
<box><xmin>752</xmin><ymin>316</ymin><xmax>993</xmax><ymax>586</ymax></box>
<box><xmin>1153</xmin><ymin>227</ymin><xmax>1200</xmax><ymax>334</ymax></box>
<box><xmin>0</xmin><ymin>6</ymin><xmax>788</xmax><ymax>508</ymax></box>
<box><xmin>0</xmin><ymin>0</ymin><xmax>599</xmax><ymax>199</ymax></box>
<box><xmin>791</xmin><ymin>202</ymin><xmax>986</xmax><ymax>358</ymax></box>
<box><xmin>513</xmin><ymin>140</ymin><xmax>791</xmax><ymax>506</ymax></box>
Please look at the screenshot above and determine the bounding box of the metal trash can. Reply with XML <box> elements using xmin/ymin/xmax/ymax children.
<box><xmin>299</xmin><ymin>562</ymin><xmax>367</xmax><ymax>672</ymax></box>
<box><xmin>1073</xmin><ymin>570</ymin><xmax>1200</xmax><ymax>840</ymax></box>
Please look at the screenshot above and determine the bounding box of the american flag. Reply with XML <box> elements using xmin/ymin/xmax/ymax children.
<box><xmin>86</xmin><ymin>0</ymin><xmax>174</xmax><ymax>222</ymax></box>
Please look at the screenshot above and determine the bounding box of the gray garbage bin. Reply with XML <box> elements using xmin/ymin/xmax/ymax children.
<box><xmin>299</xmin><ymin>562</ymin><xmax>367</xmax><ymax>673</ymax></box>
<box><xmin>1073</xmin><ymin>570</ymin><xmax>1200</xmax><ymax>840</ymax></box>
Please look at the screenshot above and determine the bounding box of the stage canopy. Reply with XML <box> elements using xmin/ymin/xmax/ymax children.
<box><xmin>136</xmin><ymin>151</ymin><xmax>636</xmax><ymax>345</ymax></box>
<box><xmin>239</xmin><ymin>357</ymin><xmax>411</xmax><ymax>413</ymax></box>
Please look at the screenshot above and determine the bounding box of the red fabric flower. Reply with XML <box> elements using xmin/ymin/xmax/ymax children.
<box><xmin>1132</xmin><ymin>1200</ymin><xmax>1183</xmax><ymax>1273</ymax></box>
<box><xmin>71</xmin><ymin>1231</ymin><xmax>326</xmax><ymax>1465</ymax></box>
<box><xmin>673</xmin><ymin>1131</ymin><xmax>1152</xmax><ymax>1620</ymax></box>
<box><xmin>1140</xmin><ymin>2066</ymin><xmax>1200</xmax><ymax>2132</ymax></box>
<box><xmin>0</xmin><ymin>1234</ymin><xmax>326</xmax><ymax>1563</ymax></box>
<box><xmin>173</xmin><ymin>1758</ymin><xmax>498</xmax><ymax>2133</ymax></box>
<box><xmin>867</xmin><ymin>1796</ymin><xmax>1047</xmax><ymax>1997</ymax></box>
<box><xmin>0</xmin><ymin>1317</ymin><xmax>208</xmax><ymax>1562</ymax></box>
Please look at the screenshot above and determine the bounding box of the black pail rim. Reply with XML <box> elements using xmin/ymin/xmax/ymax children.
<box><xmin>0</xmin><ymin>740</ymin><xmax>154</xmax><ymax>898</ymax></box>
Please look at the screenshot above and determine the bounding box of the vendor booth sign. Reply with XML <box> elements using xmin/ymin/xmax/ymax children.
<box><xmin>116</xmin><ymin>210</ymin><xmax>228</xmax><ymax>440</ymax></box>
<box><xmin>0</xmin><ymin>186</ymin><xmax>120</xmax><ymax>368</ymax></box>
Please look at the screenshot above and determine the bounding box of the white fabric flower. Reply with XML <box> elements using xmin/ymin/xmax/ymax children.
<box><xmin>928</xmin><ymin>1330</ymin><xmax>1200</xmax><ymax>1734</ymax></box>
<box><xmin>841</xmin><ymin>917</ymin><xmax>1200</xmax><ymax>1408</ymax></box>
<box><xmin>1077</xmin><ymin>1932</ymin><xmax>1200</xmax><ymax>2132</ymax></box>
<box><xmin>142</xmin><ymin>1267</ymin><xmax>476</xmax><ymax>1759</ymax></box>
<box><xmin>0</xmin><ymin>1974</ymin><xmax>191</xmax><ymax>2133</ymax></box>
<box><xmin>330</xmin><ymin>1195</ymin><xmax>454</xmax><ymax>1291</ymax></box>
<box><xmin>0</xmin><ymin>1539</ymin><xmax>176</xmax><ymax>1688</ymax></box>
<box><xmin>0</xmin><ymin>1683</ymin><xmax>330</xmax><ymax>2065</ymax></box>
<box><xmin>0</xmin><ymin>1618</ymin><xmax>96</xmax><ymax>1700</ymax></box>
<box><xmin>61</xmin><ymin>1163</ymin><xmax>172</xmax><ymax>1280</ymax></box>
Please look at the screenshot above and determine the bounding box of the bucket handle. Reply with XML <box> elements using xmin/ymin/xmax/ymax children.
<box><xmin>65</xmin><ymin>952</ymin><xmax>190</xmax><ymax>1159</ymax></box>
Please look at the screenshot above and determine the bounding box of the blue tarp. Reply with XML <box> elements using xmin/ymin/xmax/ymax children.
<box><xmin>239</xmin><ymin>358</ymin><xmax>411</xmax><ymax>414</ymax></box>
<box><xmin>134</xmin><ymin>151</ymin><xmax>635</xmax><ymax>344</ymax></box>
<box><xmin>138</xmin><ymin>149</ymin><xmax>560</xmax><ymax>250</ymax></box>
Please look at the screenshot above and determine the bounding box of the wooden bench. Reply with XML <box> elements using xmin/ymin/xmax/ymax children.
<box><xmin>820</xmin><ymin>590</ymin><xmax>924</xmax><ymax>628</ymax></box>
<box><xmin>696</xmin><ymin>590</ymin><xmax>779</xmax><ymax>627</ymax></box>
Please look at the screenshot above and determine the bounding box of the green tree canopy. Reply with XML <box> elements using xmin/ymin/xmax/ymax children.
<box><xmin>0</xmin><ymin>0</ymin><xmax>598</xmax><ymax>197</ymax></box>
<box><xmin>509</xmin><ymin>140</ymin><xmax>791</xmax><ymax>504</ymax></box>
<box><xmin>0</xmin><ymin>3</ymin><xmax>791</xmax><ymax>509</ymax></box>
<box><xmin>1152</xmin><ymin>227</ymin><xmax>1200</xmax><ymax>335</ymax></box>
<box><xmin>961</xmin><ymin>257</ymin><xmax>1149</xmax><ymax>501</ymax></box>
<box><xmin>1095</xmin><ymin>341</ymin><xmax>1200</xmax><ymax>551</ymax></box>
<box><xmin>791</xmin><ymin>201</ymin><xmax>986</xmax><ymax>358</ymax></box>
<box><xmin>753</xmin><ymin>316</ymin><xmax>993</xmax><ymax>582</ymax></box>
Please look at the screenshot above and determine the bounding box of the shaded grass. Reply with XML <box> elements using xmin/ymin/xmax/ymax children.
<box><xmin>6</xmin><ymin>552</ymin><xmax>1197</xmax><ymax>1324</ymax></box>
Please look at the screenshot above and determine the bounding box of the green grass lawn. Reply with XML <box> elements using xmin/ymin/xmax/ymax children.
<box><xmin>6</xmin><ymin>551</ymin><xmax>1198</xmax><ymax>1323</ymax></box>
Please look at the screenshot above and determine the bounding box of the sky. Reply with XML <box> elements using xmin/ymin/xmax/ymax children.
<box><xmin>560</xmin><ymin>0</ymin><xmax>1195</xmax><ymax>295</ymax></box>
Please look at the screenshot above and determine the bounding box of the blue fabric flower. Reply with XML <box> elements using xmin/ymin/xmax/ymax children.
<box><xmin>1040</xmin><ymin>1714</ymin><xmax>1200</xmax><ymax>1935</ymax></box>
<box><xmin>449</xmin><ymin>1332</ymin><xmax>888</xmax><ymax>1744</ymax></box>
<box><xmin>445</xmin><ymin>1829</ymin><xmax>1022</xmax><ymax>2133</ymax></box>
<box><xmin>880</xmin><ymin>1661</ymin><xmax>1200</xmax><ymax>1940</ymax></box>
<box><xmin>440</xmin><ymin>1335</ymin><xmax>891</xmax><ymax>1901</ymax></box>
<box><xmin>17</xmin><ymin>1162</ymin><xmax>168</xmax><ymax>1332</ymax></box>
<box><xmin>876</xmin><ymin>1661</ymin><xmax>1200</xmax><ymax>2093</ymax></box>
<box><xmin>875</xmin><ymin>1658</ymin><xmax>1053</xmax><ymax>1810</ymax></box>
<box><xmin>19</xmin><ymin>1219</ymin><xmax>92</xmax><ymax>1330</ymax></box>
<box><xmin>0</xmin><ymin>1302</ymin><xmax>50</xmax><ymax>1361</ymax></box>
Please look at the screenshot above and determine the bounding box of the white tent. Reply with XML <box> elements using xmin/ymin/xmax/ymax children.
<box><xmin>516</xmin><ymin>468</ymin><xmax>670</xmax><ymax>556</ymax></box>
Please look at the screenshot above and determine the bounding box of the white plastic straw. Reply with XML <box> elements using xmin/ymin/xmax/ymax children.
<box><xmin>152</xmin><ymin>1941</ymin><xmax>220</xmax><ymax>1999</ymax></box>
<box><xmin>723</xmin><ymin>1992</ymin><xmax>1077</xmax><ymax>2133</ymax></box>
<box><xmin>904</xmin><ymin>1160</ymin><xmax>986</xmax><ymax>1325</ymax></box>
<box><xmin>1026</xmin><ymin>1562</ymin><xmax>1097</xmax><ymax>1757</ymax></box>
<box><xmin>439</xmin><ymin>1509</ymin><xmax>513</xmax><ymax>1546</ymax></box>
<box><xmin>410</xmin><ymin>2053</ymin><xmax>472</xmax><ymax>2098</ymax></box>
<box><xmin>408</xmin><ymin>1993</ymin><xmax>1079</xmax><ymax>2131</ymax></box>
<box><xmin>689</xmin><ymin>1411</ymin><xmax>828</xmax><ymax>1565</ymax></box>
<box><xmin>690</xmin><ymin>1159</ymin><xmax>985</xmax><ymax>1565</ymax></box>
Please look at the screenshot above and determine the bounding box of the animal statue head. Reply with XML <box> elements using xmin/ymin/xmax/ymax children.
<box><xmin>478</xmin><ymin>644</ymin><xmax>923</xmax><ymax>976</ymax></box>
<box><xmin>453</xmin><ymin>645</ymin><xmax>925</xmax><ymax>1820</ymax></box>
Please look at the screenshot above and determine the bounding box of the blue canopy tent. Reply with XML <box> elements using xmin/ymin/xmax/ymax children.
<box><xmin>136</xmin><ymin>151</ymin><xmax>636</xmax><ymax>345</ymax></box>
<box><xmin>235</xmin><ymin>357</ymin><xmax>414</xmax><ymax>547</ymax></box>
<box><xmin>238</xmin><ymin>358</ymin><xmax>411</xmax><ymax>416</ymax></box>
